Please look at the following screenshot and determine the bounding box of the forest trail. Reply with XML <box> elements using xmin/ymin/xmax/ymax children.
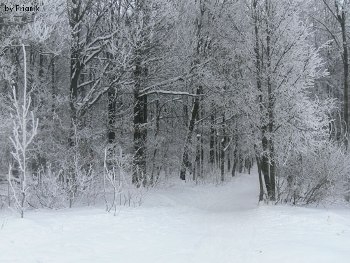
<box><xmin>144</xmin><ymin>171</ymin><xmax>260</xmax><ymax>213</ymax></box>
<box><xmin>1</xmin><ymin>172</ymin><xmax>350</xmax><ymax>263</ymax></box>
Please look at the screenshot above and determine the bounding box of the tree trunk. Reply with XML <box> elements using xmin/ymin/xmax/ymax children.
<box><xmin>340</xmin><ymin>10</ymin><xmax>349</xmax><ymax>148</ymax></box>
<box><xmin>194</xmin><ymin>96</ymin><xmax>202</xmax><ymax>181</ymax></box>
<box><xmin>194</xmin><ymin>133</ymin><xmax>200</xmax><ymax>181</ymax></box>
<box><xmin>132</xmin><ymin>57</ymin><xmax>148</xmax><ymax>186</ymax></box>
<box><xmin>132</xmin><ymin>0</ymin><xmax>150</xmax><ymax>187</ymax></box>
<box><xmin>220</xmin><ymin>115</ymin><xmax>226</xmax><ymax>182</ymax></box>
<box><xmin>107</xmin><ymin>88</ymin><xmax>117</xmax><ymax>144</ymax></box>
<box><xmin>51</xmin><ymin>55</ymin><xmax>56</xmax><ymax>113</ymax></box>
<box><xmin>253</xmin><ymin>0</ymin><xmax>270</xmax><ymax>199</ymax></box>
<box><xmin>256</xmin><ymin>156</ymin><xmax>264</xmax><ymax>202</ymax></box>
<box><xmin>180</xmin><ymin>86</ymin><xmax>202</xmax><ymax>180</ymax></box>
<box><xmin>269</xmin><ymin>144</ymin><xmax>276</xmax><ymax>201</ymax></box>
<box><xmin>227</xmin><ymin>148</ymin><xmax>231</xmax><ymax>172</ymax></box>
<box><xmin>209</xmin><ymin>108</ymin><xmax>215</xmax><ymax>167</ymax></box>
<box><xmin>266</xmin><ymin>0</ymin><xmax>276</xmax><ymax>201</ymax></box>
<box><xmin>261</xmin><ymin>136</ymin><xmax>271</xmax><ymax>196</ymax></box>
<box><xmin>69</xmin><ymin>12</ymin><xmax>81</xmax><ymax>148</ymax></box>
<box><xmin>200</xmin><ymin>118</ymin><xmax>204</xmax><ymax>176</ymax></box>
<box><xmin>151</xmin><ymin>99</ymin><xmax>161</xmax><ymax>184</ymax></box>
<box><xmin>232</xmin><ymin>134</ymin><xmax>238</xmax><ymax>177</ymax></box>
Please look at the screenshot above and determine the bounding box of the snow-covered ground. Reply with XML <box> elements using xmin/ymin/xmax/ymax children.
<box><xmin>1</xmin><ymin>172</ymin><xmax>350</xmax><ymax>263</ymax></box>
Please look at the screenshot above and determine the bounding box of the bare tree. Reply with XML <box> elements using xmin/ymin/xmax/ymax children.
<box><xmin>8</xmin><ymin>44</ymin><xmax>38</xmax><ymax>218</ymax></box>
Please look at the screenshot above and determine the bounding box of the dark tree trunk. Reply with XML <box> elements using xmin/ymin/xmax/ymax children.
<box><xmin>200</xmin><ymin>120</ymin><xmax>204</xmax><ymax>176</ymax></box>
<box><xmin>66</xmin><ymin>1</ymin><xmax>83</xmax><ymax>203</ymax></box>
<box><xmin>151</xmin><ymin>99</ymin><xmax>161</xmax><ymax>184</ymax></box>
<box><xmin>194</xmin><ymin>98</ymin><xmax>202</xmax><ymax>181</ymax></box>
<box><xmin>183</xmin><ymin>104</ymin><xmax>189</xmax><ymax>126</ymax></box>
<box><xmin>107</xmin><ymin>88</ymin><xmax>117</xmax><ymax>144</ymax></box>
<box><xmin>269</xmin><ymin>144</ymin><xmax>276</xmax><ymax>201</ymax></box>
<box><xmin>261</xmin><ymin>136</ymin><xmax>271</xmax><ymax>197</ymax></box>
<box><xmin>245</xmin><ymin>158</ymin><xmax>252</xmax><ymax>175</ymax></box>
<box><xmin>340</xmin><ymin>10</ymin><xmax>349</xmax><ymax>148</ymax></box>
<box><xmin>39</xmin><ymin>49</ymin><xmax>44</xmax><ymax>78</ymax></box>
<box><xmin>132</xmin><ymin>57</ymin><xmax>148</xmax><ymax>186</ymax></box>
<box><xmin>266</xmin><ymin>0</ymin><xmax>276</xmax><ymax>201</ymax></box>
<box><xmin>51</xmin><ymin>55</ymin><xmax>56</xmax><ymax>113</ymax></box>
<box><xmin>256</xmin><ymin>156</ymin><xmax>264</xmax><ymax>202</ymax></box>
<box><xmin>209</xmin><ymin>110</ymin><xmax>215</xmax><ymax>166</ymax></box>
<box><xmin>220</xmin><ymin>115</ymin><xmax>226</xmax><ymax>182</ymax></box>
<box><xmin>194</xmin><ymin>133</ymin><xmax>200</xmax><ymax>181</ymax></box>
<box><xmin>180</xmin><ymin>86</ymin><xmax>202</xmax><ymax>180</ymax></box>
<box><xmin>69</xmin><ymin>4</ymin><xmax>81</xmax><ymax>147</ymax></box>
<box><xmin>253</xmin><ymin>0</ymin><xmax>275</xmax><ymax>201</ymax></box>
<box><xmin>132</xmin><ymin>0</ymin><xmax>150</xmax><ymax>187</ymax></box>
<box><xmin>232</xmin><ymin>134</ymin><xmax>238</xmax><ymax>177</ymax></box>
<box><xmin>227</xmin><ymin>148</ymin><xmax>231</xmax><ymax>172</ymax></box>
<box><xmin>232</xmin><ymin>157</ymin><xmax>237</xmax><ymax>177</ymax></box>
<box><xmin>69</xmin><ymin>50</ymin><xmax>80</xmax><ymax>147</ymax></box>
<box><xmin>238</xmin><ymin>153</ymin><xmax>244</xmax><ymax>173</ymax></box>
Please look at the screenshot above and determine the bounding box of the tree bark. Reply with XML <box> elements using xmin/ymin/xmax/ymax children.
<box><xmin>180</xmin><ymin>86</ymin><xmax>202</xmax><ymax>180</ymax></box>
<box><xmin>68</xmin><ymin>1</ymin><xmax>82</xmax><ymax>147</ymax></box>
<box><xmin>132</xmin><ymin>0</ymin><xmax>152</xmax><ymax>186</ymax></box>
<box><xmin>266</xmin><ymin>0</ymin><xmax>276</xmax><ymax>201</ymax></box>
<box><xmin>256</xmin><ymin>156</ymin><xmax>264</xmax><ymax>202</ymax></box>
<box><xmin>51</xmin><ymin>55</ymin><xmax>56</xmax><ymax>113</ymax></box>
<box><xmin>253</xmin><ymin>0</ymin><xmax>272</xmax><ymax>200</ymax></box>
<box><xmin>339</xmin><ymin>8</ymin><xmax>349</xmax><ymax>148</ymax></box>
<box><xmin>132</xmin><ymin>56</ymin><xmax>148</xmax><ymax>186</ymax></box>
<box><xmin>107</xmin><ymin>88</ymin><xmax>117</xmax><ymax>144</ymax></box>
<box><xmin>150</xmin><ymin>99</ymin><xmax>161</xmax><ymax>184</ymax></box>
<box><xmin>220</xmin><ymin>115</ymin><xmax>226</xmax><ymax>182</ymax></box>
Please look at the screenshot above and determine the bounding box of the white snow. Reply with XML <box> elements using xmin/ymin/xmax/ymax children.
<box><xmin>1</xmin><ymin>171</ymin><xmax>350</xmax><ymax>263</ymax></box>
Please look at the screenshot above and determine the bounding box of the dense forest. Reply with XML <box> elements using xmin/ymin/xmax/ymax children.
<box><xmin>1</xmin><ymin>0</ymin><xmax>350</xmax><ymax>217</ymax></box>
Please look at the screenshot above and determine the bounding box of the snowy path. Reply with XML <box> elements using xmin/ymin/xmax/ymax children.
<box><xmin>1</xmin><ymin>173</ymin><xmax>350</xmax><ymax>263</ymax></box>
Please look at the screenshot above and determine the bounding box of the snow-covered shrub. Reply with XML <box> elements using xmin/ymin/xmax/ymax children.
<box><xmin>30</xmin><ymin>166</ymin><xmax>67</xmax><ymax>209</ymax></box>
<box><xmin>30</xmin><ymin>162</ymin><xmax>101</xmax><ymax>209</ymax></box>
<box><xmin>103</xmin><ymin>146</ymin><xmax>146</xmax><ymax>214</ymax></box>
<box><xmin>278</xmin><ymin>142</ymin><xmax>350</xmax><ymax>205</ymax></box>
<box><xmin>65</xmin><ymin>159</ymin><xmax>100</xmax><ymax>208</ymax></box>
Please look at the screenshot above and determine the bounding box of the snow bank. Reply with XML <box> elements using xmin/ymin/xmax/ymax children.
<box><xmin>1</xmin><ymin>172</ymin><xmax>350</xmax><ymax>263</ymax></box>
